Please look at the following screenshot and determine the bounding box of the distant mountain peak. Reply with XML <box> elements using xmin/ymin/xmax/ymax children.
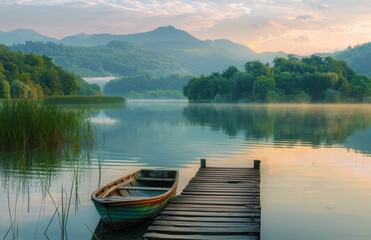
<box><xmin>152</xmin><ymin>25</ymin><xmax>186</xmax><ymax>34</ymax></box>
<box><xmin>156</xmin><ymin>25</ymin><xmax>177</xmax><ymax>30</ymax></box>
<box><xmin>140</xmin><ymin>25</ymin><xmax>201</xmax><ymax>44</ymax></box>
<box><xmin>10</xmin><ymin>28</ymin><xmax>39</xmax><ymax>34</ymax></box>
<box><xmin>0</xmin><ymin>28</ymin><xmax>57</xmax><ymax>45</ymax></box>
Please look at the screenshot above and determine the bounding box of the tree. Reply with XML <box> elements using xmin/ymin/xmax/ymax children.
<box><xmin>324</xmin><ymin>89</ymin><xmax>341</xmax><ymax>103</ymax></box>
<box><xmin>229</xmin><ymin>72</ymin><xmax>254</xmax><ymax>101</ymax></box>
<box><xmin>252</xmin><ymin>76</ymin><xmax>275</xmax><ymax>102</ymax></box>
<box><xmin>351</xmin><ymin>75</ymin><xmax>371</xmax><ymax>102</ymax></box>
<box><xmin>221</xmin><ymin>66</ymin><xmax>238</xmax><ymax>79</ymax></box>
<box><xmin>10</xmin><ymin>80</ymin><xmax>28</xmax><ymax>98</ymax></box>
<box><xmin>274</xmin><ymin>72</ymin><xmax>302</xmax><ymax>98</ymax></box>
<box><xmin>40</xmin><ymin>68</ymin><xmax>61</xmax><ymax>95</ymax></box>
<box><xmin>302</xmin><ymin>73</ymin><xmax>333</xmax><ymax>101</ymax></box>
<box><xmin>0</xmin><ymin>80</ymin><xmax>10</xmax><ymax>98</ymax></box>
<box><xmin>245</xmin><ymin>61</ymin><xmax>273</xmax><ymax>77</ymax></box>
<box><xmin>58</xmin><ymin>70</ymin><xmax>77</xmax><ymax>95</ymax></box>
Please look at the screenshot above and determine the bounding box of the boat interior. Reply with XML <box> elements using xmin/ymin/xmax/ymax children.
<box><xmin>96</xmin><ymin>169</ymin><xmax>177</xmax><ymax>200</ymax></box>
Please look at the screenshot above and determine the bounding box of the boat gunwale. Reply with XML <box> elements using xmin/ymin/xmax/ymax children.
<box><xmin>91</xmin><ymin>168</ymin><xmax>179</xmax><ymax>206</ymax></box>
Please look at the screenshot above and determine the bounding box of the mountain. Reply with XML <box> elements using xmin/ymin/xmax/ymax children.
<box><xmin>59</xmin><ymin>26</ymin><xmax>204</xmax><ymax>47</ymax></box>
<box><xmin>0</xmin><ymin>29</ymin><xmax>57</xmax><ymax>45</ymax></box>
<box><xmin>5</xmin><ymin>26</ymin><xmax>287</xmax><ymax>77</ymax></box>
<box><xmin>12</xmin><ymin>41</ymin><xmax>190</xmax><ymax>77</ymax></box>
<box><xmin>206</xmin><ymin>39</ymin><xmax>256</xmax><ymax>58</ymax></box>
<box><xmin>333</xmin><ymin>42</ymin><xmax>371</xmax><ymax>77</ymax></box>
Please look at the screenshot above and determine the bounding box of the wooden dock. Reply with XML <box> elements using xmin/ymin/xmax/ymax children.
<box><xmin>143</xmin><ymin>159</ymin><xmax>261</xmax><ymax>240</ymax></box>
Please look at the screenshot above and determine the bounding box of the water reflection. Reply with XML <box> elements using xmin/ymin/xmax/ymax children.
<box><xmin>1</xmin><ymin>102</ymin><xmax>371</xmax><ymax>240</ymax></box>
<box><xmin>90</xmin><ymin>110</ymin><xmax>119</xmax><ymax>125</ymax></box>
<box><xmin>183</xmin><ymin>103</ymin><xmax>371</xmax><ymax>147</ymax></box>
<box><xmin>0</xmin><ymin>149</ymin><xmax>91</xmax><ymax>191</ymax></box>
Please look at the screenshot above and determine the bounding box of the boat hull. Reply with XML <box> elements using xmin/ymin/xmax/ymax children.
<box><xmin>91</xmin><ymin>169</ymin><xmax>178</xmax><ymax>230</ymax></box>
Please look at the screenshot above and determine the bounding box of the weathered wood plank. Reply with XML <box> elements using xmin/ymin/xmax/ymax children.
<box><xmin>152</xmin><ymin>220</ymin><xmax>259</xmax><ymax>228</ymax></box>
<box><xmin>185</xmin><ymin>184</ymin><xmax>260</xmax><ymax>189</ymax></box>
<box><xmin>163</xmin><ymin>204</ymin><xmax>260</xmax><ymax>210</ymax></box>
<box><xmin>171</xmin><ymin>200</ymin><xmax>260</xmax><ymax>206</ymax></box>
<box><xmin>147</xmin><ymin>225</ymin><xmax>260</xmax><ymax>234</ymax></box>
<box><xmin>154</xmin><ymin>216</ymin><xmax>261</xmax><ymax>223</ymax></box>
<box><xmin>174</xmin><ymin>196</ymin><xmax>259</xmax><ymax>202</ymax></box>
<box><xmin>174</xmin><ymin>196</ymin><xmax>260</xmax><ymax>202</ymax></box>
<box><xmin>137</xmin><ymin>177</ymin><xmax>175</xmax><ymax>182</ymax></box>
<box><xmin>183</xmin><ymin>188</ymin><xmax>260</xmax><ymax>193</ymax></box>
<box><xmin>198</xmin><ymin>167</ymin><xmax>258</xmax><ymax>170</ymax></box>
<box><xmin>143</xmin><ymin>232</ymin><xmax>258</xmax><ymax>240</ymax></box>
<box><xmin>164</xmin><ymin>207</ymin><xmax>260</xmax><ymax>213</ymax></box>
<box><xmin>117</xmin><ymin>186</ymin><xmax>169</xmax><ymax>191</ymax></box>
<box><xmin>184</xmin><ymin>187</ymin><xmax>260</xmax><ymax>192</ymax></box>
<box><xmin>143</xmin><ymin>164</ymin><xmax>261</xmax><ymax>239</ymax></box>
<box><xmin>195</xmin><ymin>174</ymin><xmax>259</xmax><ymax>178</ymax></box>
<box><xmin>161</xmin><ymin>210</ymin><xmax>260</xmax><ymax>218</ymax></box>
<box><xmin>181</xmin><ymin>192</ymin><xmax>259</xmax><ymax>197</ymax></box>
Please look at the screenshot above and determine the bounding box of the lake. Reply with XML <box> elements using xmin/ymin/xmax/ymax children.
<box><xmin>1</xmin><ymin>101</ymin><xmax>371</xmax><ymax>240</ymax></box>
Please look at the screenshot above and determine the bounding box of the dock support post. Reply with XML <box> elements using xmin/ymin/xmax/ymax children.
<box><xmin>200</xmin><ymin>159</ymin><xmax>206</xmax><ymax>168</ymax></box>
<box><xmin>254</xmin><ymin>160</ymin><xmax>261</xmax><ymax>169</ymax></box>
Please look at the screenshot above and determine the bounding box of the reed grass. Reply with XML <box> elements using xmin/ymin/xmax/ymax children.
<box><xmin>44</xmin><ymin>182</ymin><xmax>74</xmax><ymax>239</ymax></box>
<box><xmin>43</xmin><ymin>96</ymin><xmax>125</xmax><ymax>105</ymax></box>
<box><xmin>4</xmin><ymin>186</ymin><xmax>20</xmax><ymax>240</ymax></box>
<box><xmin>0</xmin><ymin>100</ymin><xmax>92</xmax><ymax>151</ymax></box>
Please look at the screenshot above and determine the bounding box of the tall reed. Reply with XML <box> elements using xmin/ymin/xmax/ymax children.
<box><xmin>0</xmin><ymin>100</ymin><xmax>92</xmax><ymax>151</ymax></box>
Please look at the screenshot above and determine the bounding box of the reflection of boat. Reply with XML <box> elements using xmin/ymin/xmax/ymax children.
<box><xmin>91</xmin><ymin>169</ymin><xmax>178</xmax><ymax>230</ymax></box>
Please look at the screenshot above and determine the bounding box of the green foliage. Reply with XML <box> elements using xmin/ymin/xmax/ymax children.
<box><xmin>12</xmin><ymin>41</ymin><xmax>190</xmax><ymax>78</ymax></box>
<box><xmin>0</xmin><ymin>100</ymin><xmax>92</xmax><ymax>151</ymax></box>
<box><xmin>183</xmin><ymin>55</ymin><xmax>371</xmax><ymax>103</ymax></box>
<box><xmin>183</xmin><ymin>104</ymin><xmax>371</xmax><ymax>146</ymax></box>
<box><xmin>324</xmin><ymin>89</ymin><xmax>341</xmax><ymax>103</ymax></box>
<box><xmin>252</xmin><ymin>76</ymin><xmax>275</xmax><ymax>102</ymax></box>
<box><xmin>0</xmin><ymin>79</ymin><xmax>10</xmax><ymax>98</ymax></box>
<box><xmin>104</xmin><ymin>74</ymin><xmax>191</xmax><ymax>98</ymax></box>
<box><xmin>0</xmin><ymin>44</ymin><xmax>99</xmax><ymax>98</ymax></box>
<box><xmin>334</xmin><ymin>42</ymin><xmax>371</xmax><ymax>77</ymax></box>
<box><xmin>43</xmin><ymin>96</ymin><xmax>125</xmax><ymax>105</ymax></box>
<box><xmin>10</xmin><ymin>80</ymin><xmax>28</xmax><ymax>98</ymax></box>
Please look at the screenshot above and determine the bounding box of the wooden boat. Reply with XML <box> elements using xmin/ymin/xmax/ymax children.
<box><xmin>91</xmin><ymin>169</ymin><xmax>178</xmax><ymax>230</ymax></box>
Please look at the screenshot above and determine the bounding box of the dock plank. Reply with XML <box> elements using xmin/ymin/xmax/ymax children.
<box><xmin>147</xmin><ymin>225</ymin><xmax>260</xmax><ymax>234</ymax></box>
<box><xmin>143</xmin><ymin>233</ymin><xmax>258</xmax><ymax>240</ymax></box>
<box><xmin>143</xmin><ymin>162</ymin><xmax>261</xmax><ymax>240</ymax></box>
<box><xmin>154</xmin><ymin>215</ymin><xmax>261</xmax><ymax>223</ymax></box>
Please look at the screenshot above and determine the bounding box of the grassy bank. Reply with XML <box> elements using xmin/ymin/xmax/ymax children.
<box><xmin>0</xmin><ymin>100</ymin><xmax>92</xmax><ymax>151</ymax></box>
<box><xmin>43</xmin><ymin>96</ymin><xmax>125</xmax><ymax>105</ymax></box>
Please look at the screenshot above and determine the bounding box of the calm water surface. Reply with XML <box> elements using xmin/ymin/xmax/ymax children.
<box><xmin>1</xmin><ymin>101</ymin><xmax>371</xmax><ymax>240</ymax></box>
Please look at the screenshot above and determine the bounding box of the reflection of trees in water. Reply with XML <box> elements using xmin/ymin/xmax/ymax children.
<box><xmin>0</xmin><ymin>148</ymin><xmax>91</xmax><ymax>192</ymax></box>
<box><xmin>183</xmin><ymin>104</ymin><xmax>371</xmax><ymax>146</ymax></box>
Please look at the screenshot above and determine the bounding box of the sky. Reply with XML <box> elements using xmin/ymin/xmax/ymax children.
<box><xmin>0</xmin><ymin>0</ymin><xmax>370</xmax><ymax>55</ymax></box>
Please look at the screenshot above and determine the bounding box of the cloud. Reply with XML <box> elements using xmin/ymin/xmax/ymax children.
<box><xmin>303</xmin><ymin>0</ymin><xmax>329</xmax><ymax>10</ymax></box>
<box><xmin>0</xmin><ymin>0</ymin><xmax>370</xmax><ymax>54</ymax></box>
<box><xmin>295</xmin><ymin>15</ymin><xmax>313</xmax><ymax>21</ymax></box>
<box><xmin>293</xmin><ymin>35</ymin><xmax>310</xmax><ymax>42</ymax></box>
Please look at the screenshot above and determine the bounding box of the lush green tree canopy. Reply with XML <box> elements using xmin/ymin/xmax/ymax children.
<box><xmin>0</xmin><ymin>44</ymin><xmax>99</xmax><ymax>98</ymax></box>
<box><xmin>183</xmin><ymin>56</ymin><xmax>371</xmax><ymax>103</ymax></box>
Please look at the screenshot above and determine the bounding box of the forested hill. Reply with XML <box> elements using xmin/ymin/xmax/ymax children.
<box><xmin>12</xmin><ymin>41</ymin><xmax>189</xmax><ymax>77</ymax></box>
<box><xmin>103</xmin><ymin>74</ymin><xmax>192</xmax><ymax>99</ymax></box>
<box><xmin>9</xmin><ymin>26</ymin><xmax>283</xmax><ymax>77</ymax></box>
<box><xmin>183</xmin><ymin>55</ymin><xmax>371</xmax><ymax>103</ymax></box>
<box><xmin>0</xmin><ymin>44</ymin><xmax>99</xmax><ymax>98</ymax></box>
<box><xmin>334</xmin><ymin>42</ymin><xmax>371</xmax><ymax>77</ymax></box>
